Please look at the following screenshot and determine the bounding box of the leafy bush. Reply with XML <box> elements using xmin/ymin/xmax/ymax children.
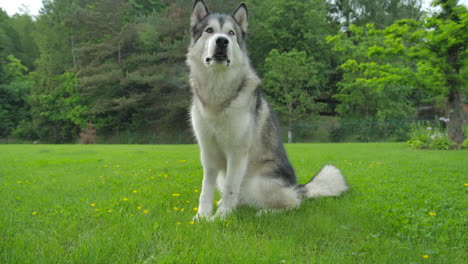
<box><xmin>407</xmin><ymin>120</ymin><xmax>454</xmax><ymax>150</ymax></box>
<box><xmin>407</xmin><ymin>139</ymin><xmax>424</xmax><ymax>149</ymax></box>
<box><xmin>461</xmin><ymin>138</ymin><xmax>468</xmax><ymax>149</ymax></box>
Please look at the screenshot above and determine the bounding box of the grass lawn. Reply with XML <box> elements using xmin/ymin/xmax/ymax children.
<box><xmin>0</xmin><ymin>143</ymin><xmax>466</xmax><ymax>263</ymax></box>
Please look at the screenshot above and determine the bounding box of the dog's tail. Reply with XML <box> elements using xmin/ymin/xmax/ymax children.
<box><xmin>295</xmin><ymin>165</ymin><xmax>349</xmax><ymax>199</ymax></box>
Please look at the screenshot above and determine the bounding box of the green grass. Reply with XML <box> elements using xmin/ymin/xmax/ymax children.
<box><xmin>0</xmin><ymin>143</ymin><xmax>466</xmax><ymax>263</ymax></box>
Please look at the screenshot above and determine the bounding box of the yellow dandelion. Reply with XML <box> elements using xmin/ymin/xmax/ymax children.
<box><xmin>194</xmin><ymin>189</ymin><xmax>199</xmax><ymax>192</ymax></box>
<box><xmin>186</xmin><ymin>200</ymin><xmax>190</xmax><ymax>203</ymax></box>
<box><xmin>193</xmin><ymin>207</ymin><xmax>198</xmax><ymax>211</ymax></box>
<box><xmin>180</xmin><ymin>208</ymin><xmax>185</xmax><ymax>212</ymax></box>
<box><xmin>132</xmin><ymin>190</ymin><xmax>138</xmax><ymax>193</ymax></box>
<box><xmin>172</xmin><ymin>193</ymin><xmax>180</xmax><ymax>197</ymax></box>
<box><xmin>189</xmin><ymin>221</ymin><xmax>195</xmax><ymax>225</ymax></box>
<box><xmin>143</xmin><ymin>210</ymin><xmax>149</xmax><ymax>214</ymax></box>
<box><xmin>464</xmin><ymin>183</ymin><xmax>468</xmax><ymax>186</ymax></box>
<box><xmin>122</xmin><ymin>198</ymin><xmax>129</xmax><ymax>202</ymax></box>
<box><xmin>90</xmin><ymin>203</ymin><xmax>96</xmax><ymax>207</ymax></box>
<box><xmin>31</xmin><ymin>211</ymin><xmax>37</xmax><ymax>215</ymax></box>
<box><xmin>130</xmin><ymin>213</ymin><xmax>135</xmax><ymax>216</ymax></box>
<box><xmin>107</xmin><ymin>209</ymin><xmax>112</xmax><ymax>213</ymax></box>
<box><xmin>173</xmin><ymin>207</ymin><xmax>179</xmax><ymax>211</ymax></box>
<box><xmin>95</xmin><ymin>209</ymin><xmax>100</xmax><ymax>212</ymax></box>
<box><xmin>429</xmin><ymin>212</ymin><xmax>436</xmax><ymax>216</ymax></box>
<box><xmin>137</xmin><ymin>206</ymin><xmax>142</xmax><ymax>210</ymax></box>
<box><xmin>422</xmin><ymin>255</ymin><xmax>429</xmax><ymax>259</ymax></box>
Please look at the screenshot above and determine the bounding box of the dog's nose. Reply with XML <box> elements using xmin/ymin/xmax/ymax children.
<box><xmin>216</xmin><ymin>37</ymin><xmax>229</xmax><ymax>49</ymax></box>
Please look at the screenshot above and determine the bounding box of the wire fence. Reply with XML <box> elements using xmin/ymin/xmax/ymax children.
<box><xmin>114</xmin><ymin>119</ymin><xmax>443</xmax><ymax>144</ymax></box>
<box><xmin>282</xmin><ymin>119</ymin><xmax>445</xmax><ymax>143</ymax></box>
<box><xmin>3</xmin><ymin>118</ymin><xmax>462</xmax><ymax>144</ymax></box>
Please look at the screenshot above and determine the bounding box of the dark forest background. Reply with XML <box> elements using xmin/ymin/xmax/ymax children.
<box><xmin>0</xmin><ymin>0</ymin><xmax>466</xmax><ymax>143</ymax></box>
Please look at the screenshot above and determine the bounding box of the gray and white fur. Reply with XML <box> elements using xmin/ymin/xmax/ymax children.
<box><xmin>187</xmin><ymin>0</ymin><xmax>348</xmax><ymax>221</ymax></box>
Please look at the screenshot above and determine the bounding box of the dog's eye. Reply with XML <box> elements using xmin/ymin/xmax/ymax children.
<box><xmin>228</xmin><ymin>30</ymin><xmax>235</xmax><ymax>36</ymax></box>
<box><xmin>205</xmin><ymin>27</ymin><xmax>214</xmax><ymax>33</ymax></box>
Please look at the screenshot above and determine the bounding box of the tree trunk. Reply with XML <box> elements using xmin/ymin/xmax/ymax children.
<box><xmin>288</xmin><ymin>104</ymin><xmax>293</xmax><ymax>143</ymax></box>
<box><xmin>71</xmin><ymin>34</ymin><xmax>77</xmax><ymax>69</ymax></box>
<box><xmin>446</xmin><ymin>90</ymin><xmax>465</xmax><ymax>144</ymax></box>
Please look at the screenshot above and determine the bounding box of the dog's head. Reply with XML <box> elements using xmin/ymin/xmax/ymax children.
<box><xmin>188</xmin><ymin>0</ymin><xmax>248</xmax><ymax>69</ymax></box>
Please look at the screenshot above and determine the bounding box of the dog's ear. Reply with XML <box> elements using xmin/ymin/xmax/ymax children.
<box><xmin>232</xmin><ymin>3</ymin><xmax>248</xmax><ymax>32</ymax></box>
<box><xmin>191</xmin><ymin>0</ymin><xmax>210</xmax><ymax>27</ymax></box>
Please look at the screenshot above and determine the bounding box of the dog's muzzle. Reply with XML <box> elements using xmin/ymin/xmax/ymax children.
<box><xmin>205</xmin><ymin>37</ymin><xmax>231</xmax><ymax>66</ymax></box>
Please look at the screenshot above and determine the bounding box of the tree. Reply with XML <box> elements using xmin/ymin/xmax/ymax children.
<box><xmin>263</xmin><ymin>49</ymin><xmax>322</xmax><ymax>143</ymax></box>
<box><xmin>0</xmin><ymin>55</ymin><xmax>34</xmax><ymax>138</ymax></box>
<box><xmin>327</xmin><ymin>24</ymin><xmax>420</xmax><ymax>122</ymax></box>
<box><xmin>328</xmin><ymin>0</ymin><xmax>468</xmax><ymax>144</ymax></box>
<box><xmin>328</xmin><ymin>0</ymin><xmax>424</xmax><ymax>31</ymax></box>
<box><xmin>420</xmin><ymin>0</ymin><xmax>467</xmax><ymax>143</ymax></box>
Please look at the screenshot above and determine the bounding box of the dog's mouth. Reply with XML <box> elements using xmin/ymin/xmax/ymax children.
<box><xmin>205</xmin><ymin>53</ymin><xmax>231</xmax><ymax>67</ymax></box>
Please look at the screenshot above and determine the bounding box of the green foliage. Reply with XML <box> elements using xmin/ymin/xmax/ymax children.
<box><xmin>2</xmin><ymin>0</ymin><xmax>467</xmax><ymax>144</ymax></box>
<box><xmin>407</xmin><ymin>121</ymin><xmax>455</xmax><ymax>150</ymax></box>
<box><xmin>263</xmin><ymin>49</ymin><xmax>323</xmax><ymax>142</ymax></box>
<box><xmin>0</xmin><ymin>55</ymin><xmax>33</xmax><ymax>138</ymax></box>
<box><xmin>328</xmin><ymin>24</ymin><xmax>419</xmax><ymax>121</ymax></box>
<box><xmin>460</xmin><ymin>138</ymin><xmax>468</xmax><ymax>149</ymax></box>
<box><xmin>247</xmin><ymin>0</ymin><xmax>337</xmax><ymax>90</ymax></box>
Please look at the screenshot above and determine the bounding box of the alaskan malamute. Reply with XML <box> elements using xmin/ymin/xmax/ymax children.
<box><xmin>187</xmin><ymin>0</ymin><xmax>348</xmax><ymax>221</ymax></box>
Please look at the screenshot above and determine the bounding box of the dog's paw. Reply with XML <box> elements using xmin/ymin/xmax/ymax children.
<box><xmin>192</xmin><ymin>212</ymin><xmax>212</xmax><ymax>222</ymax></box>
<box><xmin>211</xmin><ymin>207</ymin><xmax>233</xmax><ymax>221</ymax></box>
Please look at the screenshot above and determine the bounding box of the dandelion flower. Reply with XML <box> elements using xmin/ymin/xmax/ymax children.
<box><xmin>173</xmin><ymin>207</ymin><xmax>179</xmax><ymax>211</ymax></box>
<box><xmin>90</xmin><ymin>203</ymin><xmax>96</xmax><ymax>207</ymax></box>
<box><xmin>143</xmin><ymin>210</ymin><xmax>149</xmax><ymax>214</ymax></box>
<box><xmin>194</xmin><ymin>189</ymin><xmax>199</xmax><ymax>192</ymax></box>
<box><xmin>132</xmin><ymin>190</ymin><xmax>138</xmax><ymax>193</ymax></box>
<box><xmin>180</xmin><ymin>208</ymin><xmax>185</xmax><ymax>212</ymax></box>
<box><xmin>95</xmin><ymin>209</ymin><xmax>100</xmax><ymax>212</ymax></box>
<box><xmin>31</xmin><ymin>211</ymin><xmax>37</xmax><ymax>215</ymax></box>
<box><xmin>122</xmin><ymin>198</ymin><xmax>129</xmax><ymax>202</ymax></box>
<box><xmin>130</xmin><ymin>213</ymin><xmax>135</xmax><ymax>216</ymax></box>
<box><xmin>422</xmin><ymin>255</ymin><xmax>429</xmax><ymax>259</ymax></box>
<box><xmin>464</xmin><ymin>183</ymin><xmax>468</xmax><ymax>187</ymax></box>
<box><xmin>107</xmin><ymin>209</ymin><xmax>113</xmax><ymax>213</ymax></box>
<box><xmin>172</xmin><ymin>193</ymin><xmax>180</xmax><ymax>197</ymax></box>
<box><xmin>193</xmin><ymin>207</ymin><xmax>198</xmax><ymax>211</ymax></box>
<box><xmin>189</xmin><ymin>221</ymin><xmax>195</xmax><ymax>225</ymax></box>
<box><xmin>429</xmin><ymin>212</ymin><xmax>436</xmax><ymax>216</ymax></box>
<box><xmin>137</xmin><ymin>206</ymin><xmax>142</xmax><ymax>210</ymax></box>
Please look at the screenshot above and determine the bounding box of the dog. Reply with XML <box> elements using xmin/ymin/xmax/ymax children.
<box><xmin>186</xmin><ymin>0</ymin><xmax>349</xmax><ymax>221</ymax></box>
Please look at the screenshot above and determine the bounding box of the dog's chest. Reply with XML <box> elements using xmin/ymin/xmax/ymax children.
<box><xmin>192</xmin><ymin>105</ymin><xmax>253</xmax><ymax>149</ymax></box>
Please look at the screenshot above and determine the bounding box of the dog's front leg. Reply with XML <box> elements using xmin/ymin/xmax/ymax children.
<box><xmin>193</xmin><ymin>166</ymin><xmax>217</xmax><ymax>221</ymax></box>
<box><xmin>212</xmin><ymin>153</ymin><xmax>248</xmax><ymax>220</ymax></box>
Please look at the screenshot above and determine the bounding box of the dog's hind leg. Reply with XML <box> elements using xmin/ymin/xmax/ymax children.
<box><xmin>243</xmin><ymin>176</ymin><xmax>301</xmax><ymax>212</ymax></box>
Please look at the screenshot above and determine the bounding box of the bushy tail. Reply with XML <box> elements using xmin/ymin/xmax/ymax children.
<box><xmin>296</xmin><ymin>165</ymin><xmax>349</xmax><ymax>199</ymax></box>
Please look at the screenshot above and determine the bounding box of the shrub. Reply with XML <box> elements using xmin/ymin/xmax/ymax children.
<box><xmin>406</xmin><ymin>120</ymin><xmax>455</xmax><ymax>150</ymax></box>
<box><xmin>461</xmin><ymin>138</ymin><xmax>468</xmax><ymax>149</ymax></box>
<box><xmin>407</xmin><ymin>139</ymin><xmax>424</xmax><ymax>149</ymax></box>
